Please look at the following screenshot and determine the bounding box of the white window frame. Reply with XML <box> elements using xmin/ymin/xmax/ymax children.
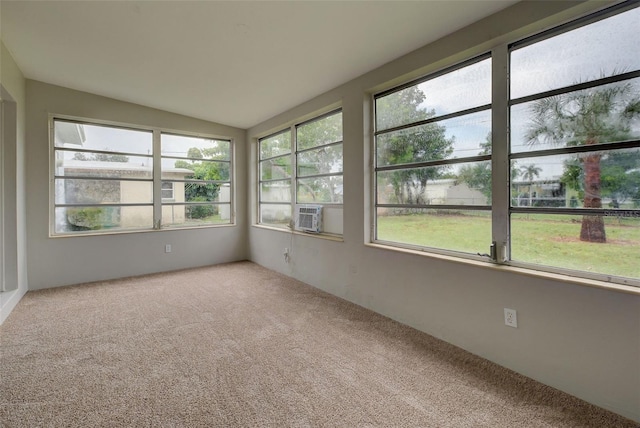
<box><xmin>503</xmin><ymin>1</ymin><xmax>640</xmax><ymax>287</ymax></box>
<box><xmin>295</xmin><ymin>109</ymin><xmax>344</xmax><ymax>206</ymax></box>
<box><xmin>161</xmin><ymin>181</ymin><xmax>174</xmax><ymax>201</ymax></box>
<box><xmin>373</xmin><ymin>55</ymin><xmax>492</xmax><ymax>259</ymax></box>
<box><xmin>258</xmin><ymin>128</ymin><xmax>293</xmax><ymax>229</ymax></box>
<box><xmin>49</xmin><ymin>115</ymin><xmax>235</xmax><ymax>236</ymax></box>
<box><xmin>160</xmin><ymin>131</ymin><xmax>234</xmax><ymax>229</ymax></box>
<box><xmin>371</xmin><ymin>1</ymin><xmax>640</xmax><ymax>288</ymax></box>
<box><xmin>258</xmin><ymin>108</ymin><xmax>343</xmax><ymax>234</ymax></box>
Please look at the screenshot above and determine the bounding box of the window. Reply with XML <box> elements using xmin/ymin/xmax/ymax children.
<box><xmin>508</xmin><ymin>3</ymin><xmax>640</xmax><ymax>282</ymax></box>
<box><xmin>374</xmin><ymin>56</ymin><xmax>492</xmax><ymax>255</ymax></box>
<box><xmin>258</xmin><ymin>109</ymin><xmax>343</xmax><ymax>234</ymax></box>
<box><xmin>296</xmin><ymin>111</ymin><xmax>343</xmax><ymax>204</ymax></box>
<box><xmin>373</xmin><ymin>2</ymin><xmax>640</xmax><ymax>286</ymax></box>
<box><xmin>51</xmin><ymin>118</ymin><xmax>233</xmax><ymax>235</ymax></box>
<box><xmin>161</xmin><ymin>133</ymin><xmax>232</xmax><ymax>228</ymax></box>
<box><xmin>161</xmin><ymin>182</ymin><xmax>174</xmax><ymax>200</ymax></box>
<box><xmin>259</xmin><ymin>129</ymin><xmax>292</xmax><ymax>227</ymax></box>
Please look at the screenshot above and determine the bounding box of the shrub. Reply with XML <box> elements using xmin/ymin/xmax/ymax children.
<box><xmin>66</xmin><ymin>207</ymin><xmax>106</xmax><ymax>230</ymax></box>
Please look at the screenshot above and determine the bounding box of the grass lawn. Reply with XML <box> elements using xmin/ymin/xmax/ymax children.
<box><xmin>377</xmin><ymin>212</ymin><xmax>640</xmax><ymax>279</ymax></box>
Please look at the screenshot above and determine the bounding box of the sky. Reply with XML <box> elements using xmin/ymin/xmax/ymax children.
<box><xmin>411</xmin><ymin>5</ymin><xmax>640</xmax><ymax>180</ymax></box>
<box><xmin>56</xmin><ymin>122</ymin><xmax>229</xmax><ymax>171</ymax></box>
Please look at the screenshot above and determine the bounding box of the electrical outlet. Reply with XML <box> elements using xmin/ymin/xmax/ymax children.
<box><xmin>165</xmin><ymin>244</ymin><xmax>172</xmax><ymax>253</ymax></box>
<box><xmin>504</xmin><ymin>308</ymin><xmax>517</xmax><ymax>328</ymax></box>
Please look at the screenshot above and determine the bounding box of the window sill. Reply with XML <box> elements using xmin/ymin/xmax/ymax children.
<box><xmin>253</xmin><ymin>223</ymin><xmax>344</xmax><ymax>242</ymax></box>
<box><xmin>49</xmin><ymin>222</ymin><xmax>236</xmax><ymax>238</ymax></box>
<box><xmin>365</xmin><ymin>242</ymin><xmax>640</xmax><ymax>296</ymax></box>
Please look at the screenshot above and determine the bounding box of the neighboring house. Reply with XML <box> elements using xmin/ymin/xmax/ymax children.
<box><xmin>58</xmin><ymin>160</ymin><xmax>192</xmax><ymax>230</ymax></box>
<box><xmin>54</xmin><ymin>122</ymin><xmax>198</xmax><ymax>230</ymax></box>
<box><xmin>378</xmin><ymin>179</ymin><xmax>488</xmax><ymax>211</ymax></box>
<box><xmin>512</xmin><ymin>178</ymin><xmax>579</xmax><ymax>207</ymax></box>
<box><xmin>423</xmin><ymin>179</ymin><xmax>488</xmax><ymax>205</ymax></box>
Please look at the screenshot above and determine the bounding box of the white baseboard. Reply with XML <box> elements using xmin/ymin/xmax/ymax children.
<box><xmin>0</xmin><ymin>286</ymin><xmax>27</xmax><ymax>325</ymax></box>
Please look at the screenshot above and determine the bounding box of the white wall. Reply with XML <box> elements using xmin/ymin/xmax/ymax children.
<box><xmin>248</xmin><ymin>1</ymin><xmax>640</xmax><ymax>423</ymax></box>
<box><xmin>0</xmin><ymin>42</ymin><xmax>28</xmax><ymax>323</ymax></box>
<box><xmin>25</xmin><ymin>80</ymin><xmax>248</xmax><ymax>290</ymax></box>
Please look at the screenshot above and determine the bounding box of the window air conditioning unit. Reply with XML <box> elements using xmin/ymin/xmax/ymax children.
<box><xmin>294</xmin><ymin>205</ymin><xmax>323</xmax><ymax>233</ymax></box>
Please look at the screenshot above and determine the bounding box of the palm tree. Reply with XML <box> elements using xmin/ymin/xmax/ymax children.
<box><xmin>519</xmin><ymin>164</ymin><xmax>542</xmax><ymax>207</ymax></box>
<box><xmin>525</xmin><ymin>80</ymin><xmax>640</xmax><ymax>242</ymax></box>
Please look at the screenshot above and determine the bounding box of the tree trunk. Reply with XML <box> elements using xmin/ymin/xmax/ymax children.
<box><xmin>299</xmin><ymin>181</ymin><xmax>317</xmax><ymax>202</ymax></box>
<box><xmin>580</xmin><ymin>152</ymin><xmax>606</xmax><ymax>243</ymax></box>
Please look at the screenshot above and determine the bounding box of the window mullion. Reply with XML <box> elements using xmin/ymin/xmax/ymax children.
<box><xmin>291</xmin><ymin>125</ymin><xmax>297</xmax><ymax>209</ymax></box>
<box><xmin>491</xmin><ymin>44</ymin><xmax>510</xmax><ymax>263</ymax></box>
<box><xmin>153</xmin><ymin>129</ymin><xmax>162</xmax><ymax>229</ymax></box>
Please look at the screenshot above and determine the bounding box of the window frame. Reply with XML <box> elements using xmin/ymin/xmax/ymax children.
<box><xmin>160</xmin><ymin>131</ymin><xmax>234</xmax><ymax>229</ymax></box>
<box><xmin>372</xmin><ymin>54</ymin><xmax>493</xmax><ymax>260</ymax></box>
<box><xmin>294</xmin><ymin>109</ymin><xmax>344</xmax><ymax>206</ymax></box>
<box><xmin>371</xmin><ymin>1</ymin><xmax>640</xmax><ymax>288</ymax></box>
<box><xmin>161</xmin><ymin>181</ymin><xmax>174</xmax><ymax>201</ymax></box>
<box><xmin>49</xmin><ymin>114</ymin><xmax>235</xmax><ymax>236</ymax></box>
<box><xmin>257</xmin><ymin>128</ymin><xmax>294</xmax><ymax>229</ymax></box>
<box><xmin>257</xmin><ymin>108</ymin><xmax>343</xmax><ymax>234</ymax></box>
<box><xmin>504</xmin><ymin>1</ymin><xmax>640</xmax><ymax>286</ymax></box>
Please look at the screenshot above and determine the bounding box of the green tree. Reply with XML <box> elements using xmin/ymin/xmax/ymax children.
<box><xmin>600</xmin><ymin>150</ymin><xmax>640</xmax><ymax>208</ymax></box>
<box><xmin>376</xmin><ymin>86</ymin><xmax>455</xmax><ymax>205</ymax></box>
<box><xmin>456</xmin><ymin>133</ymin><xmax>522</xmax><ymax>204</ymax></box>
<box><xmin>457</xmin><ymin>134</ymin><xmax>492</xmax><ymax>201</ymax></box>
<box><xmin>560</xmin><ymin>149</ymin><xmax>640</xmax><ymax>210</ymax></box>
<box><xmin>188</xmin><ymin>147</ymin><xmax>203</xmax><ymax>159</ymax></box>
<box><xmin>174</xmin><ymin>142</ymin><xmax>230</xmax><ymax>218</ymax></box>
<box><xmin>73</xmin><ymin>149</ymin><xmax>129</xmax><ymax>162</ymax></box>
<box><xmin>525</xmin><ymin>80</ymin><xmax>640</xmax><ymax>242</ymax></box>
<box><xmin>296</xmin><ymin>113</ymin><xmax>343</xmax><ymax>203</ymax></box>
<box><xmin>519</xmin><ymin>164</ymin><xmax>542</xmax><ymax>207</ymax></box>
<box><xmin>457</xmin><ymin>162</ymin><xmax>491</xmax><ymax>201</ymax></box>
<box><xmin>259</xmin><ymin>133</ymin><xmax>292</xmax><ymax>184</ymax></box>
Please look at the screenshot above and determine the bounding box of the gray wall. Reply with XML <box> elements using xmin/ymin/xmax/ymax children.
<box><xmin>3</xmin><ymin>0</ymin><xmax>638</xmax><ymax>422</ymax></box>
<box><xmin>0</xmin><ymin>42</ymin><xmax>28</xmax><ymax>322</ymax></box>
<box><xmin>248</xmin><ymin>1</ymin><xmax>640</xmax><ymax>422</ymax></box>
<box><xmin>25</xmin><ymin>81</ymin><xmax>248</xmax><ymax>290</ymax></box>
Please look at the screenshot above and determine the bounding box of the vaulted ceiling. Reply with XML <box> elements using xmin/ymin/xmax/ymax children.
<box><xmin>1</xmin><ymin>1</ymin><xmax>518</xmax><ymax>128</ymax></box>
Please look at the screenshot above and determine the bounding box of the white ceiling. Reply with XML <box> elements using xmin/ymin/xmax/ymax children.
<box><xmin>1</xmin><ymin>1</ymin><xmax>517</xmax><ymax>129</ymax></box>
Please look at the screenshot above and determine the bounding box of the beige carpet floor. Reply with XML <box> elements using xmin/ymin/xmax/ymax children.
<box><xmin>1</xmin><ymin>261</ymin><xmax>637</xmax><ymax>427</ymax></box>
